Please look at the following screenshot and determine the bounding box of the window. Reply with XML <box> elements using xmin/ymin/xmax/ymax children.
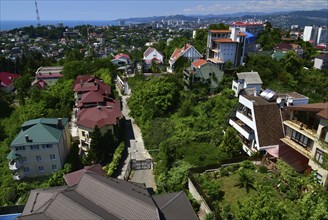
<box><xmin>30</xmin><ymin>145</ymin><xmax>39</xmax><ymax>150</ymax></box>
<box><xmin>38</xmin><ymin>166</ymin><xmax>45</xmax><ymax>172</ymax></box>
<box><xmin>15</xmin><ymin>146</ymin><xmax>25</xmax><ymax>151</ymax></box>
<box><xmin>82</xmin><ymin>131</ymin><xmax>86</xmax><ymax>137</ymax></box>
<box><xmin>52</xmin><ymin>165</ymin><xmax>58</xmax><ymax>171</ymax></box>
<box><xmin>320</xmin><ymin>127</ymin><xmax>328</xmax><ymax>143</ymax></box>
<box><xmin>291</xmin><ymin>130</ymin><xmax>309</xmax><ymax>147</ymax></box>
<box><xmin>21</xmin><ymin>156</ymin><xmax>28</xmax><ymax>163</ymax></box>
<box><xmin>42</xmin><ymin>144</ymin><xmax>53</xmax><ymax>149</ymax></box>
<box><xmin>315</xmin><ymin>149</ymin><xmax>325</xmax><ymax>164</ymax></box>
<box><xmin>50</xmin><ymin>154</ymin><xmax>56</xmax><ymax>160</ymax></box>
<box><xmin>36</xmin><ymin>155</ymin><xmax>42</xmax><ymax>162</ymax></box>
<box><xmin>23</xmin><ymin>167</ymin><xmax>30</xmax><ymax>173</ymax></box>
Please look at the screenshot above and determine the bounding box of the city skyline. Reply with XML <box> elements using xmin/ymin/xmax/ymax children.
<box><xmin>1</xmin><ymin>0</ymin><xmax>327</xmax><ymax>21</ymax></box>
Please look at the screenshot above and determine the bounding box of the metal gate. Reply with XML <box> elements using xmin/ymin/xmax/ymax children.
<box><xmin>131</xmin><ymin>158</ymin><xmax>152</xmax><ymax>170</ymax></box>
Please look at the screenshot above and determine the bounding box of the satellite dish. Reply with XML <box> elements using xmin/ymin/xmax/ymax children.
<box><xmin>287</xmin><ymin>98</ymin><xmax>294</xmax><ymax>105</ymax></box>
<box><xmin>276</xmin><ymin>97</ymin><xmax>282</xmax><ymax>104</ymax></box>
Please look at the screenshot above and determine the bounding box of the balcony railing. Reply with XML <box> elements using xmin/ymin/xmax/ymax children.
<box><xmin>280</xmin><ymin>137</ymin><xmax>311</xmax><ymax>158</ymax></box>
<box><xmin>9</xmin><ymin>160</ymin><xmax>22</xmax><ymax>170</ymax></box>
<box><xmin>284</xmin><ymin>120</ymin><xmax>317</xmax><ymax>139</ymax></box>
<box><xmin>229</xmin><ymin>117</ymin><xmax>254</xmax><ymax>139</ymax></box>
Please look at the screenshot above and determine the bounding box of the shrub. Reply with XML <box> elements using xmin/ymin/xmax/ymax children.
<box><xmin>258</xmin><ymin>165</ymin><xmax>268</xmax><ymax>173</ymax></box>
<box><xmin>240</xmin><ymin>160</ymin><xmax>255</xmax><ymax>170</ymax></box>
<box><xmin>103</xmin><ymin>142</ymin><xmax>125</xmax><ymax>176</ymax></box>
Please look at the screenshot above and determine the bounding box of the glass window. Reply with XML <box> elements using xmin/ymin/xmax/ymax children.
<box><xmin>23</xmin><ymin>167</ymin><xmax>30</xmax><ymax>173</ymax></box>
<box><xmin>15</xmin><ymin>146</ymin><xmax>26</xmax><ymax>151</ymax></box>
<box><xmin>22</xmin><ymin>156</ymin><xmax>28</xmax><ymax>163</ymax></box>
<box><xmin>36</xmin><ymin>155</ymin><xmax>42</xmax><ymax>162</ymax></box>
<box><xmin>38</xmin><ymin>166</ymin><xmax>45</xmax><ymax>172</ymax></box>
<box><xmin>30</xmin><ymin>145</ymin><xmax>39</xmax><ymax>150</ymax></box>
<box><xmin>42</xmin><ymin>144</ymin><xmax>53</xmax><ymax>149</ymax></box>
<box><xmin>315</xmin><ymin>149</ymin><xmax>324</xmax><ymax>164</ymax></box>
<box><xmin>52</xmin><ymin>165</ymin><xmax>58</xmax><ymax>171</ymax></box>
<box><xmin>50</xmin><ymin>154</ymin><xmax>56</xmax><ymax>160</ymax></box>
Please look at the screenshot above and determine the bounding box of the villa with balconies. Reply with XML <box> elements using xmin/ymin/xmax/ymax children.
<box><xmin>206</xmin><ymin>27</ymin><xmax>246</xmax><ymax>69</ymax></box>
<box><xmin>280</xmin><ymin>103</ymin><xmax>328</xmax><ymax>185</ymax></box>
<box><xmin>7</xmin><ymin>118</ymin><xmax>71</xmax><ymax>180</ymax></box>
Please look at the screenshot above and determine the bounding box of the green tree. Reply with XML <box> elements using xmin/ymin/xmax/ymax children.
<box><xmin>13</xmin><ymin>74</ymin><xmax>31</xmax><ymax>104</ymax></box>
<box><xmin>219</xmin><ymin>127</ymin><xmax>242</xmax><ymax>157</ymax></box>
<box><xmin>209</xmin><ymin>23</ymin><xmax>229</xmax><ymax>30</ymax></box>
<box><xmin>236</xmin><ymin>189</ymin><xmax>288</xmax><ymax>220</ymax></box>
<box><xmin>88</xmin><ymin>125</ymin><xmax>103</xmax><ymax>163</ymax></box>
<box><xmin>63</xmin><ymin>60</ymin><xmax>89</xmax><ymax>80</ymax></box>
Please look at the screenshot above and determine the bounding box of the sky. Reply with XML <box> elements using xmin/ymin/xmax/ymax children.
<box><xmin>1</xmin><ymin>0</ymin><xmax>327</xmax><ymax>21</ymax></box>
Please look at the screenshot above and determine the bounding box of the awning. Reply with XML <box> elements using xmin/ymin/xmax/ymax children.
<box><xmin>6</xmin><ymin>151</ymin><xmax>21</xmax><ymax>160</ymax></box>
<box><xmin>265</xmin><ymin>146</ymin><xmax>279</xmax><ymax>158</ymax></box>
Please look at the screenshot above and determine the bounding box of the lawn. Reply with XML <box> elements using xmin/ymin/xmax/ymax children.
<box><xmin>195</xmin><ymin>163</ymin><xmax>283</xmax><ymax>215</ymax></box>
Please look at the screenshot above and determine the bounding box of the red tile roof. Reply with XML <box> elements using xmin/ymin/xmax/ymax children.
<box><xmin>192</xmin><ymin>59</ymin><xmax>207</xmax><ymax>68</ymax></box>
<box><xmin>73</xmin><ymin>75</ymin><xmax>111</xmax><ymax>96</ymax></box>
<box><xmin>36</xmin><ymin>73</ymin><xmax>64</xmax><ymax>79</ymax></box>
<box><xmin>213</xmin><ymin>38</ymin><xmax>237</xmax><ymax>43</ymax></box>
<box><xmin>77</xmin><ymin>101</ymin><xmax>121</xmax><ymax>129</ymax></box>
<box><xmin>170</xmin><ymin>43</ymin><xmax>193</xmax><ymax>60</ymax></box>
<box><xmin>209</xmin><ymin>30</ymin><xmax>231</xmax><ymax>33</ymax></box>
<box><xmin>114</xmin><ymin>53</ymin><xmax>130</xmax><ymax>59</ymax></box>
<box><xmin>64</xmin><ymin>164</ymin><xmax>105</xmax><ymax>186</ymax></box>
<box><xmin>80</xmin><ymin>91</ymin><xmax>106</xmax><ymax>103</ymax></box>
<box><xmin>0</xmin><ymin>72</ymin><xmax>19</xmax><ymax>87</ymax></box>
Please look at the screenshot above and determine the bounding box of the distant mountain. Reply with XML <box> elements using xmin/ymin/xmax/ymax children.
<box><xmin>115</xmin><ymin>9</ymin><xmax>328</xmax><ymax>28</ymax></box>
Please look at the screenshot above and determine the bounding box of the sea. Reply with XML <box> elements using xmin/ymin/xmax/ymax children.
<box><xmin>0</xmin><ymin>20</ymin><xmax>121</xmax><ymax>31</ymax></box>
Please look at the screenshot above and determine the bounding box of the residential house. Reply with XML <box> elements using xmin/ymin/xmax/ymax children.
<box><xmin>314</xmin><ymin>53</ymin><xmax>328</xmax><ymax>70</ymax></box>
<box><xmin>73</xmin><ymin>75</ymin><xmax>111</xmax><ymax>102</ymax></box>
<box><xmin>184</xmin><ymin>59</ymin><xmax>224</xmax><ymax>91</ymax></box>
<box><xmin>273</xmin><ymin>43</ymin><xmax>303</xmax><ymax>57</ymax></box>
<box><xmin>31</xmin><ymin>79</ymin><xmax>48</xmax><ymax>90</ymax></box>
<box><xmin>35</xmin><ymin>66</ymin><xmax>64</xmax><ymax>86</ymax></box>
<box><xmin>19</xmin><ymin>172</ymin><xmax>198</xmax><ymax>220</ymax></box>
<box><xmin>229</xmin><ymin>90</ymin><xmax>308</xmax><ymax>156</ymax></box>
<box><xmin>64</xmin><ymin>164</ymin><xmax>105</xmax><ymax>186</ymax></box>
<box><xmin>278</xmin><ymin>103</ymin><xmax>328</xmax><ymax>185</ymax></box>
<box><xmin>206</xmin><ymin>27</ymin><xmax>246</xmax><ymax>69</ymax></box>
<box><xmin>168</xmin><ymin>43</ymin><xmax>202</xmax><ymax>73</ymax></box>
<box><xmin>143</xmin><ymin>47</ymin><xmax>164</xmax><ymax>63</ymax></box>
<box><xmin>111</xmin><ymin>53</ymin><xmax>131</xmax><ymax>66</ymax></box>
<box><xmin>232</xmin><ymin>71</ymin><xmax>263</xmax><ymax>97</ymax></box>
<box><xmin>72</xmin><ymin>75</ymin><xmax>121</xmax><ymax>153</ymax></box>
<box><xmin>0</xmin><ymin>71</ymin><xmax>19</xmax><ymax>93</ymax></box>
<box><xmin>7</xmin><ymin>118</ymin><xmax>71</xmax><ymax>180</ymax></box>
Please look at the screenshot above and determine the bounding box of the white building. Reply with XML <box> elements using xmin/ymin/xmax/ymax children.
<box><xmin>314</xmin><ymin>53</ymin><xmax>328</xmax><ymax>70</ymax></box>
<box><xmin>35</xmin><ymin>66</ymin><xmax>64</xmax><ymax>86</ymax></box>
<box><xmin>206</xmin><ymin>28</ymin><xmax>246</xmax><ymax>69</ymax></box>
<box><xmin>229</xmin><ymin>21</ymin><xmax>264</xmax><ymax>37</ymax></box>
<box><xmin>232</xmin><ymin>71</ymin><xmax>263</xmax><ymax>97</ymax></box>
<box><xmin>303</xmin><ymin>26</ymin><xmax>328</xmax><ymax>45</ymax></box>
<box><xmin>143</xmin><ymin>47</ymin><xmax>164</xmax><ymax>63</ymax></box>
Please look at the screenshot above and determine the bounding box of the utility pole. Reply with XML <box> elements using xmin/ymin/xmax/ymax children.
<box><xmin>35</xmin><ymin>0</ymin><xmax>41</xmax><ymax>27</ymax></box>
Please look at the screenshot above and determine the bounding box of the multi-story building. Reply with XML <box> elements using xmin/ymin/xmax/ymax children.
<box><xmin>229</xmin><ymin>90</ymin><xmax>309</xmax><ymax>156</ymax></box>
<box><xmin>229</xmin><ymin>20</ymin><xmax>264</xmax><ymax>38</ymax></box>
<box><xmin>7</xmin><ymin>118</ymin><xmax>71</xmax><ymax>180</ymax></box>
<box><xmin>280</xmin><ymin>103</ymin><xmax>328</xmax><ymax>185</ymax></box>
<box><xmin>303</xmin><ymin>26</ymin><xmax>328</xmax><ymax>45</ymax></box>
<box><xmin>206</xmin><ymin>27</ymin><xmax>246</xmax><ymax>69</ymax></box>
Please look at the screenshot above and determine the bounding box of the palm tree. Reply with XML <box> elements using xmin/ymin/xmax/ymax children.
<box><xmin>235</xmin><ymin>168</ymin><xmax>256</xmax><ymax>193</ymax></box>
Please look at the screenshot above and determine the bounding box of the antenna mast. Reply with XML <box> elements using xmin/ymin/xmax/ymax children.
<box><xmin>35</xmin><ymin>0</ymin><xmax>41</xmax><ymax>27</ymax></box>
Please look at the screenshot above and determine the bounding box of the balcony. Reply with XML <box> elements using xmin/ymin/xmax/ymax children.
<box><xmin>12</xmin><ymin>171</ymin><xmax>25</xmax><ymax>180</ymax></box>
<box><xmin>229</xmin><ymin>118</ymin><xmax>254</xmax><ymax>139</ymax></box>
<box><xmin>236</xmin><ymin>111</ymin><xmax>253</xmax><ymax>128</ymax></box>
<box><xmin>280</xmin><ymin>137</ymin><xmax>311</xmax><ymax>158</ymax></box>
<box><xmin>8</xmin><ymin>160</ymin><xmax>22</xmax><ymax>170</ymax></box>
<box><xmin>283</xmin><ymin>120</ymin><xmax>317</xmax><ymax>140</ymax></box>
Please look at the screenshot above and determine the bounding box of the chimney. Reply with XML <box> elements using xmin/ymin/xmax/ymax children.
<box><xmin>25</xmin><ymin>135</ymin><xmax>30</xmax><ymax>142</ymax></box>
<box><xmin>57</xmin><ymin>118</ymin><xmax>63</xmax><ymax>128</ymax></box>
<box><xmin>80</xmin><ymin>79</ymin><xmax>83</xmax><ymax>87</ymax></box>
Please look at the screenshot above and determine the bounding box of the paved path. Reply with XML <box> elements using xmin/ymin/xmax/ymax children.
<box><xmin>117</xmin><ymin>86</ymin><xmax>155</xmax><ymax>190</ymax></box>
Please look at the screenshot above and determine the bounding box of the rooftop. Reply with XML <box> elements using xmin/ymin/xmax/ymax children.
<box><xmin>237</xmin><ymin>71</ymin><xmax>263</xmax><ymax>84</ymax></box>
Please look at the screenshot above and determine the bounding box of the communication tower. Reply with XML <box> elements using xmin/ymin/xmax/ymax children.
<box><xmin>35</xmin><ymin>0</ymin><xmax>41</xmax><ymax>27</ymax></box>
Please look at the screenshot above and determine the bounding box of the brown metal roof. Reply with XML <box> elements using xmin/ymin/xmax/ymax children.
<box><xmin>286</xmin><ymin>103</ymin><xmax>328</xmax><ymax>120</ymax></box>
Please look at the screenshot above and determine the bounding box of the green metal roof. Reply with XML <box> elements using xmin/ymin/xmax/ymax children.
<box><xmin>11</xmin><ymin>118</ymin><xmax>68</xmax><ymax>147</ymax></box>
<box><xmin>7</xmin><ymin>150</ymin><xmax>21</xmax><ymax>160</ymax></box>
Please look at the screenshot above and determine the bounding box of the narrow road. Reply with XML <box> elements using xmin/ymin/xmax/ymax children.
<box><xmin>117</xmin><ymin>89</ymin><xmax>156</xmax><ymax>190</ymax></box>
